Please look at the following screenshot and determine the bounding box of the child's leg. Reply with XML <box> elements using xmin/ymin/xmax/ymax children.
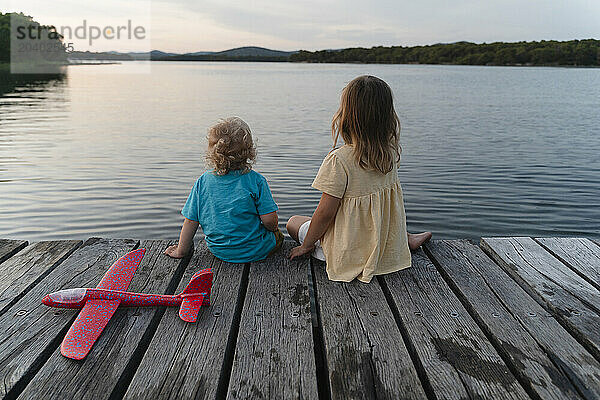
<box><xmin>286</xmin><ymin>215</ymin><xmax>311</xmax><ymax>242</ymax></box>
<box><xmin>265</xmin><ymin>229</ymin><xmax>285</xmax><ymax>258</ymax></box>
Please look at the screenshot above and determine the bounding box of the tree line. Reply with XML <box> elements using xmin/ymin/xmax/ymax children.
<box><xmin>290</xmin><ymin>40</ymin><xmax>600</xmax><ymax>66</ymax></box>
<box><xmin>0</xmin><ymin>12</ymin><xmax>67</xmax><ymax>64</ymax></box>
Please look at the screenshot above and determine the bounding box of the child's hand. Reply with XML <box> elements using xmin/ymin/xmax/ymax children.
<box><xmin>288</xmin><ymin>244</ymin><xmax>314</xmax><ymax>260</ymax></box>
<box><xmin>164</xmin><ymin>244</ymin><xmax>188</xmax><ymax>259</ymax></box>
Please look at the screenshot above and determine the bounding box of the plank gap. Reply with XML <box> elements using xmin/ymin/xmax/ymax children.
<box><xmin>376</xmin><ymin>275</ymin><xmax>437</xmax><ymax>400</ymax></box>
<box><xmin>226</xmin><ymin>242</ymin><xmax>317</xmax><ymax>399</ymax></box>
<box><xmin>533</xmin><ymin>238</ymin><xmax>600</xmax><ymax>293</ymax></box>
<box><xmin>2</xmin><ymin>238</ymin><xmax>141</xmax><ymax>400</ymax></box>
<box><xmin>309</xmin><ymin>257</ymin><xmax>332</xmax><ymax>400</ymax></box>
<box><xmin>480</xmin><ymin>238</ymin><xmax>600</xmax><ymax>362</ymax></box>
<box><xmin>215</xmin><ymin>262</ymin><xmax>250</xmax><ymax>399</ymax></box>
<box><xmin>109</xmin><ymin>246</ymin><xmax>194</xmax><ymax>400</ymax></box>
<box><xmin>122</xmin><ymin>243</ymin><xmax>246</xmax><ymax>399</ymax></box>
<box><xmin>0</xmin><ymin>241</ymin><xmax>82</xmax><ymax>318</ymax></box>
<box><xmin>543</xmin><ymin>349</ymin><xmax>597</xmax><ymax>400</ymax></box>
<box><xmin>423</xmin><ymin>243</ymin><xmax>550</xmax><ymax>400</ymax></box>
<box><xmin>0</xmin><ymin>238</ymin><xmax>139</xmax><ymax>398</ymax></box>
<box><xmin>3</xmin><ymin>313</ymin><xmax>76</xmax><ymax>400</ymax></box>
<box><xmin>0</xmin><ymin>240</ymin><xmax>28</xmax><ymax>265</ymax></box>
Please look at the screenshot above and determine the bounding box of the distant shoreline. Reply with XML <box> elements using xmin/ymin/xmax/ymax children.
<box><xmin>1</xmin><ymin>61</ymin><xmax>598</xmax><ymax>71</ymax></box>
<box><xmin>3</xmin><ymin>40</ymin><xmax>599</xmax><ymax>69</ymax></box>
<box><xmin>72</xmin><ymin>39</ymin><xmax>600</xmax><ymax>68</ymax></box>
<box><xmin>69</xmin><ymin>61</ymin><xmax>121</xmax><ymax>66</ymax></box>
<box><xmin>148</xmin><ymin>59</ymin><xmax>600</xmax><ymax>68</ymax></box>
<box><xmin>3</xmin><ymin>39</ymin><xmax>600</xmax><ymax>70</ymax></box>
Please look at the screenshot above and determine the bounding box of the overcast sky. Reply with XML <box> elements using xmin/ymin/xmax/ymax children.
<box><xmin>9</xmin><ymin>0</ymin><xmax>600</xmax><ymax>52</ymax></box>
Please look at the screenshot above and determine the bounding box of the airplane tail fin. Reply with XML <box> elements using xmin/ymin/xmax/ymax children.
<box><xmin>178</xmin><ymin>268</ymin><xmax>212</xmax><ymax>322</ymax></box>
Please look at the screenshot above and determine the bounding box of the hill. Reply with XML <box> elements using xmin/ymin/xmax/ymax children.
<box><xmin>212</xmin><ymin>46</ymin><xmax>295</xmax><ymax>58</ymax></box>
<box><xmin>154</xmin><ymin>46</ymin><xmax>296</xmax><ymax>61</ymax></box>
<box><xmin>67</xmin><ymin>47</ymin><xmax>296</xmax><ymax>62</ymax></box>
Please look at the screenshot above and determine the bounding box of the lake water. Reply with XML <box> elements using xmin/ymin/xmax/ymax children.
<box><xmin>1</xmin><ymin>62</ymin><xmax>599</xmax><ymax>242</ymax></box>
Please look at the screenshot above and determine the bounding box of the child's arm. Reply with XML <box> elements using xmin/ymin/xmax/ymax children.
<box><xmin>260</xmin><ymin>211</ymin><xmax>279</xmax><ymax>231</ymax></box>
<box><xmin>164</xmin><ymin>218</ymin><xmax>199</xmax><ymax>258</ymax></box>
<box><xmin>289</xmin><ymin>193</ymin><xmax>341</xmax><ymax>260</ymax></box>
<box><xmin>254</xmin><ymin>175</ymin><xmax>279</xmax><ymax>231</ymax></box>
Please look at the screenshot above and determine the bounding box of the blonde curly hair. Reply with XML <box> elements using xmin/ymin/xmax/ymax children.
<box><xmin>206</xmin><ymin>117</ymin><xmax>256</xmax><ymax>175</ymax></box>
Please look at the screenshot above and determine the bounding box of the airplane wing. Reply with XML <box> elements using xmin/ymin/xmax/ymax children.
<box><xmin>60</xmin><ymin>248</ymin><xmax>146</xmax><ymax>359</ymax></box>
<box><xmin>179</xmin><ymin>295</ymin><xmax>205</xmax><ymax>323</ymax></box>
<box><xmin>96</xmin><ymin>248</ymin><xmax>146</xmax><ymax>291</ymax></box>
<box><xmin>61</xmin><ymin>299</ymin><xmax>121</xmax><ymax>360</ymax></box>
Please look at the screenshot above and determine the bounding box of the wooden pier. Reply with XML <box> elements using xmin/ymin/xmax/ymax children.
<box><xmin>0</xmin><ymin>236</ymin><xmax>599</xmax><ymax>399</ymax></box>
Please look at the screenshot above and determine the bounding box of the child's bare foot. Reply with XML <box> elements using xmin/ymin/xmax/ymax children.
<box><xmin>408</xmin><ymin>232</ymin><xmax>432</xmax><ymax>251</ymax></box>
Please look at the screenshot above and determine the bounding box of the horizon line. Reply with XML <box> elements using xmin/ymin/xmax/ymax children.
<box><xmin>75</xmin><ymin>37</ymin><xmax>599</xmax><ymax>55</ymax></box>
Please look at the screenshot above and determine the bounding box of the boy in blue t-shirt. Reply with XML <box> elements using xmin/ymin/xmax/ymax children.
<box><xmin>164</xmin><ymin>117</ymin><xmax>283</xmax><ymax>262</ymax></box>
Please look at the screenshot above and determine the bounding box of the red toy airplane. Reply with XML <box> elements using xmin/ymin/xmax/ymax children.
<box><xmin>42</xmin><ymin>248</ymin><xmax>212</xmax><ymax>360</ymax></box>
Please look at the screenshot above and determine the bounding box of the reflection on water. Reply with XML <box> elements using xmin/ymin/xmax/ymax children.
<box><xmin>0</xmin><ymin>62</ymin><xmax>599</xmax><ymax>241</ymax></box>
<box><xmin>0</xmin><ymin>72</ymin><xmax>66</xmax><ymax>97</ymax></box>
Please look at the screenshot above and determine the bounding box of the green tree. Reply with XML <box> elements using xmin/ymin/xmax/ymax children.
<box><xmin>0</xmin><ymin>12</ymin><xmax>67</xmax><ymax>66</ymax></box>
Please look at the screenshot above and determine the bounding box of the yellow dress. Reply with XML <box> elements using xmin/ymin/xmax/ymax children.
<box><xmin>312</xmin><ymin>145</ymin><xmax>411</xmax><ymax>283</ymax></box>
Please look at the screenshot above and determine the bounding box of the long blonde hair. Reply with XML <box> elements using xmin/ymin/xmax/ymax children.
<box><xmin>331</xmin><ymin>75</ymin><xmax>401</xmax><ymax>174</ymax></box>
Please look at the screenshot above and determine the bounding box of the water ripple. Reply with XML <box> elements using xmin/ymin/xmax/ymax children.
<box><xmin>1</xmin><ymin>62</ymin><xmax>599</xmax><ymax>241</ymax></box>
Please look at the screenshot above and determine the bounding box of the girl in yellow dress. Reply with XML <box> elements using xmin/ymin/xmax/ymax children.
<box><xmin>288</xmin><ymin>75</ymin><xmax>431</xmax><ymax>283</ymax></box>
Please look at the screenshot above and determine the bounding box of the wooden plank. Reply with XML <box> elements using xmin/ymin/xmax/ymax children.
<box><xmin>312</xmin><ymin>259</ymin><xmax>426</xmax><ymax>400</ymax></box>
<box><xmin>16</xmin><ymin>239</ymin><xmax>189</xmax><ymax>400</ymax></box>
<box><xmin>481</xmin><ymin>237</ymin><xmax>600</xmax><ymax>360</ymax></box>
<box><xmin>124</xmin><ymin>241</ymin><xmax>246</xmax><ymax>400</ymax></box>
<box><xmin>382</xmin><ymin>249</ymin><xmax>528</xmax><ymax>399</ymax></box>
<box><xmin>0</xmin><ymin>239</ymin><xmax>28</xmax><ymax>265</ymax></box>
<box><xmin>227</xmin><ymin>241</ymin><xmax>318</xmax><ymax>400</ymax></box>
<box><xmin>0</xmin><ymin>240</ymin><xmax>81</xmax><ymax>317</ymax></box>
<box><xmin>427</xmin><ymin>239</ymin><xmax>600</xmax><ymax>399</ymax></box>
<box><xmin>535</xmin><ymin>237</ymin><xmax>600</xmax><ymax>291</ymax></box>
<box><xmin>0</xmin><ymin>238</ymin><xmax>138</xmax><ymax>400</ymax></box>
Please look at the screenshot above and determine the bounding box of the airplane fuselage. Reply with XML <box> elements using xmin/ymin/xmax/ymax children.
<box><xmin>41</xmin><ymin>288</ymin><xmax>204</xmax><ymax>309</ymax></box>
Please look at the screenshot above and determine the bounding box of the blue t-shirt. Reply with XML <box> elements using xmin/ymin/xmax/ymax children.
<box><xmin>181</xmin><ymin>170</ymin><xmax>278</xmax><ymax>263</ymax></box>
